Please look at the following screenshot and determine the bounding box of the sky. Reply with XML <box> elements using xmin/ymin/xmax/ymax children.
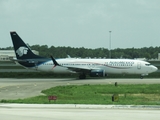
<box><xmin>1</xmin><ymin>0</ymin><xmax>160</xmax><ymax>49</ymax></box>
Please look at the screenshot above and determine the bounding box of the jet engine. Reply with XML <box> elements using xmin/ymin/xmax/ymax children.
<box><xmin>90</xmin><ymin>69</ymin><xmax>106</xmax><ymax>77</ymax></box>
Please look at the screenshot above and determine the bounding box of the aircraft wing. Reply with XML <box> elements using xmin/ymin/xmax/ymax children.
<box><xmin>66</xmin><ymin>66</ymin><xmax>91</xmax><ymax>73</ymax></box>
<box><xmin>51</xmin><ymin>56</ymin><xmax>91</xmax><ymax>73</ymax></box>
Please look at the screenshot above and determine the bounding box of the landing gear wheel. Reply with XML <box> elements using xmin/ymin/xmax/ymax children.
<box><xmin>79</xmin><ymin>74</ymin><xmax>86</xmax><ymax>79</ymax></box>
<box><xmin>140</xmin><ymin>76</ymin><xmax>143</xmax><ymax>79</ymax></box>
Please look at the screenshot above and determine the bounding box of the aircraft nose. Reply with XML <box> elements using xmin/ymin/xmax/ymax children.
<box><xmin>153</xmin><ymin>66</ymin><xmax>158</xmax><ymax>72</ymax></box>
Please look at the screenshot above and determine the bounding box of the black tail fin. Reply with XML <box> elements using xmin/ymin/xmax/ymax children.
<box><xmin>10</xmin><ymin>31</ymin><xmax>42</xmax><ymax>59</ymax></box>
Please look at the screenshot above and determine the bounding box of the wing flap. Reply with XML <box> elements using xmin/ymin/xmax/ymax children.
<box><xmin>66</xmin><ymin>66</ymin><xmax>91</xmax><ymax>73</ymax></box>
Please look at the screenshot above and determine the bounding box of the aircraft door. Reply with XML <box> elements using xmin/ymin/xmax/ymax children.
<box><xmin>137</xmin><ymin>62</ymin><xmax>141</xmax><ymax>69</ymax></box>
<box><xmin>35</xmin><ymin>62</ymin><xmax>38</xmax><ymax>70</ymax></box>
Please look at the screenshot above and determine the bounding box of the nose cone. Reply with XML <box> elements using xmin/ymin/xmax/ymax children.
<box><xmin>153</xmin><ymin>66</ymin><xmax>158</xmax><ymax>72</ymax></box>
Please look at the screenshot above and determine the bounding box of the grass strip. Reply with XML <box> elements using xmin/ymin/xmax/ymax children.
<box><xmin>1</xmin><ymin>84</ymin><xmax>160</xmax><ymax>105</ymax></box>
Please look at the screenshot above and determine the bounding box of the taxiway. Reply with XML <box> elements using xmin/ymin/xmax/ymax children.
<box><xmin>0</xmin><ymin>78</ymin><xmax>160</xmax><ymax>120</ymax></box>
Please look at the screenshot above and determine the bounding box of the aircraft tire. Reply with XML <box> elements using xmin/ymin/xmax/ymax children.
<box><xmin>79</xmin><ymin>74</ymin><xmax>86</xmax><ymax>79</ymax></box>
<box><xmin>140</xmin><ymin>76</ymin><xmax>144</xmax><ymax>79</ymax></box>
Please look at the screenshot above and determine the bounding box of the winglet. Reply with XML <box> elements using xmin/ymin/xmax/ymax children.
<box><xmin>50</xmin><ymin>56</ymin><xmax>60</xmax><ymax>66</ymax></box>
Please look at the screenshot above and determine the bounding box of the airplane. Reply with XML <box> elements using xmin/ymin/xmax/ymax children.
<box><xmin>10</xmin><ymin>31</ymin><xmax>158</xmax><ymax>79</ymax></box>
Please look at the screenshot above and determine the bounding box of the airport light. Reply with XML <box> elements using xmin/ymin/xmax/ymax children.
<box><xmin>109</xmin><ymin>31</ymin><xmax>112</xmax><ymax>58</ymax></box>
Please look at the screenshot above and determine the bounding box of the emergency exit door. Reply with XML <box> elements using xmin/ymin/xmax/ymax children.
<box><xmin>137</xmin><ymin>62</ymin><xmax>141</xmax><ymax>69</ymax></box>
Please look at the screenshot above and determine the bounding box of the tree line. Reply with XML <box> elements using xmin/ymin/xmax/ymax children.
<box><xmin>1</xmin><ymin>45</ymin><xmax>160</xmax><ymax>60</ymax></box>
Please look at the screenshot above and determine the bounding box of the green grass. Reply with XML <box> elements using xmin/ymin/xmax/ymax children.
<box><xmin>0</xmin><ymin>66</ymin><xmax>24</xmax><ymax>69</ymax></box>
<box><xmin>1</xmin><ymin>84</ymin><xmax>160</xmax><ymax>105</ymax></box>
<box><xmin>0</xmin><ymin>61</ymin><xmax>14</xmax><ymax>64</ymax></box>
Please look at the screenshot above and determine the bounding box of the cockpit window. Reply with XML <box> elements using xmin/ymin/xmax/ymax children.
<box><xmin>145</xmin><ymin>64</ymin><xmax>151</xmax><ymax>66</ymax></box>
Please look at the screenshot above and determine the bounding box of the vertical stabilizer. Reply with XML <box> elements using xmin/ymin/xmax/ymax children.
<box><xmin>10</xmin><ymin>31</ymin><xmax>42</xmax><ymax>59</ymax></box>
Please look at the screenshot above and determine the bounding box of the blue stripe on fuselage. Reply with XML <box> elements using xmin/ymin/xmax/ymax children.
<box><xmin>18</xmin><ymin>58</ymin><xmax>52</xmax><ymax>68</ymax></box>
<box><xmin>18</xmin><ymin>58</ymin><xmax>62</xmax><ymax>68</ymax></box>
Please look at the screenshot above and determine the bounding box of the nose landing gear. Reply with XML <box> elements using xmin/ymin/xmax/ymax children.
<box><xmin>140</xmin><ymin>76</ymin><xmax>143</xmax><ymax>79</ymax></box>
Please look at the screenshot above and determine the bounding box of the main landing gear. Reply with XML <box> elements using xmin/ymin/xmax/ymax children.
<box><xmin>79</xmin><ymin>73</ymin><xmax>86</xmax><ymax>79</ymax></box>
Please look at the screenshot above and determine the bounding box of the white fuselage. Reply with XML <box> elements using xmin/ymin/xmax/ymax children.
<box><xmin>29</xmin><ymin>58</ymin><xmax>157</xmax><ymax>76</ymax></box>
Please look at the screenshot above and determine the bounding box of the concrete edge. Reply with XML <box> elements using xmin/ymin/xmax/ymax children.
<box><xmin>0</xmin><ymin>103</ymin><xmax>160</xmax><ymax>109</ymax></box>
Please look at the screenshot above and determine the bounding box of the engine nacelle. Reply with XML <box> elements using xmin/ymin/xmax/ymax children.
<box><xmin>90</xmin><ymin>69</ymin><xmax>106</xmax><ymax>77</ymax></box>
